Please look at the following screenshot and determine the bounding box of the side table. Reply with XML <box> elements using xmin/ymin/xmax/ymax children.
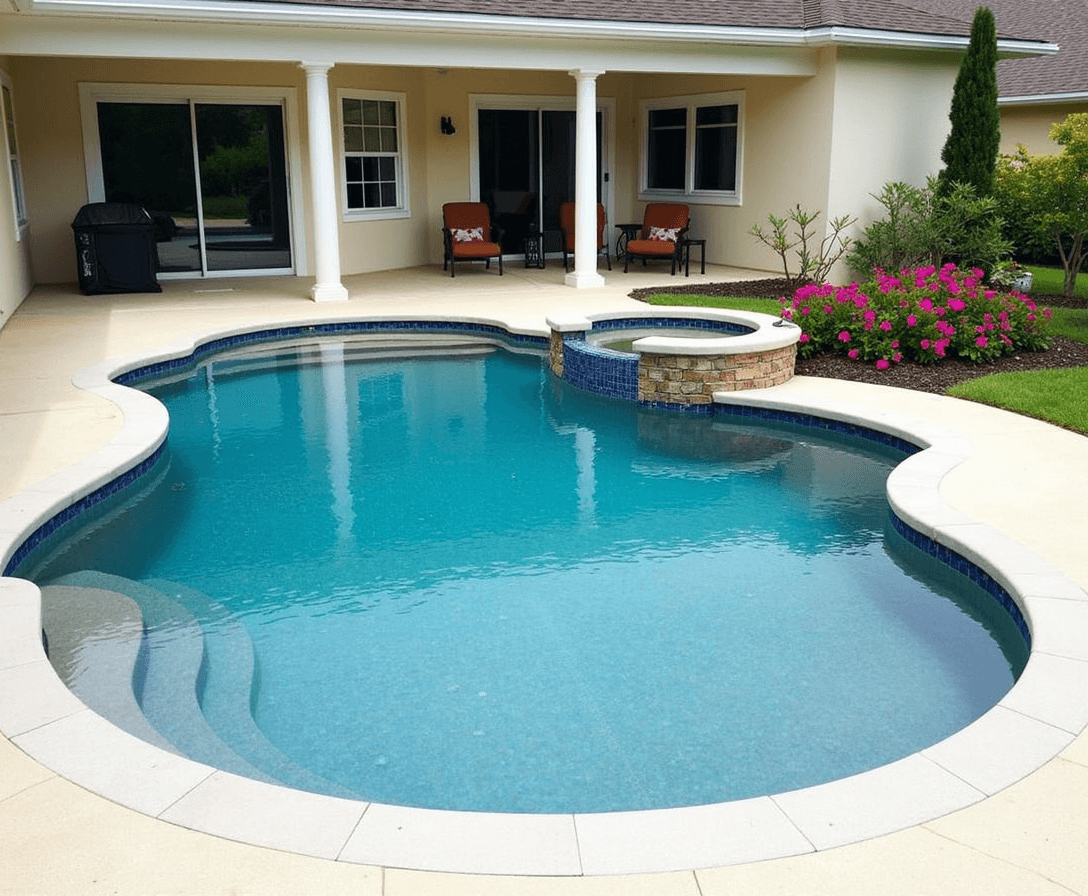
<box><xmin>615</xmin><ymin>223</ymin><xmax>641</xmax><ymax>261</ymax></box>
<box><xmin>681</xmin><ymin>238</ymin><xmax>706</xmax><ymax>277</ymax></box>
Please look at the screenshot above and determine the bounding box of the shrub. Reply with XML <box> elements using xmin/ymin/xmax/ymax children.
<box><xmin>847</xmin><ymin>178</ymin><xmax>1010</xmax><ymax>278</ymax></box>
<box><xmin>750</xmin><ymin>205</ymin><xmax>856</xmax><ymax>287</ymax></box>
<box><xmin>780</xmin><ymin>263</ymin><xmax>1052</xmax><ymax>368</ymax></box>
<box><xmin>937</xmin><ymin>7</ymin><xmax>1000</xmax><ymax>198</ymax></box>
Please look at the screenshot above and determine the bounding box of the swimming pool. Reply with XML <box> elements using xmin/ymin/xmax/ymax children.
<box><xmin>25</xmin><ymin>335</ymin><xmax>1026</xmax><ymax>814</ymax></box>
<box><xmin>2</xmin><ymin>307</ymin><xmax>1084</xmax><ymax>878</ymax></box>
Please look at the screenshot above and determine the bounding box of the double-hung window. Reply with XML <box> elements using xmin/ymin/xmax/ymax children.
<box><xmin>339</xmin><ymin>90</ymin><xmax>409</xmax><ymax>220</ymax></box>
<box><xmin>1</xmin><ymin>74</ymin><xmax>28</xmax><ymax>237</ymax></box>
<box><xmin>641</xmin><ymin>92</ymin><xmax>743</xmax><ymax>205</ymax></box>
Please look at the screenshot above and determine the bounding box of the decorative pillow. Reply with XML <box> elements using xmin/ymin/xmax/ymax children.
<box><xmin>452</xmin><ymin>227</ymin><xmax>485</xmax><ymax>243</ymax></box>
<box><xmin>649</xmin><ymin>226</ymin><xmax>680</xmax><ymax>242</ymax></box>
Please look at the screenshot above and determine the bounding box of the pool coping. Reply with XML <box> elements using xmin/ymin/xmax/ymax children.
<box><xmin>2</xmin><ymin>312</ymin><xmax>1087</xmax><ymax>877</ymax></box>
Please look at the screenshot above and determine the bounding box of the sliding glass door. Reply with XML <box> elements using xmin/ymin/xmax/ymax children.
<box><xmin>477</xmin><ymin>105</ymin><xmax>603</xmax><ymax>256</ymax></box>
<box><xmin>95</xmin><ymin>100</ymin><xmax>292</xmax><ymax>276</ymax></box>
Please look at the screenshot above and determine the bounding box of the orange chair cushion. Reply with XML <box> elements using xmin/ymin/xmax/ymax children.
<box><xmin>452</xmin><ymin>240</ymin><xmax>501</xmax><ymax>259</ymax></box>
<box><xmin>627</xmin><ymin>238</ymin><xmax>676</xmax><ymax>256</ymax></box>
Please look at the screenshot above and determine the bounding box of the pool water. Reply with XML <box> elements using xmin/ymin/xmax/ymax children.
<box><xmin>32</xmin><ymin>339</ymin><xmax>1027</xmax><ymax>814</ymax></box>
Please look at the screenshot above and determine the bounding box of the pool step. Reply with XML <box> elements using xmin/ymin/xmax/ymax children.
<box><xmin>39</xmin><ymin>584</ymin><xmax>179</xmax><ymax>756</ymax></box>
<box><xmin>146</xmin><ymin>578</ymin><xmax>354</xmax><ymax>797</ymax></box>
<box><xmin>46</xmin><ymin>571</ymin><xmax>276</xmax><ymax>785</ymax></box>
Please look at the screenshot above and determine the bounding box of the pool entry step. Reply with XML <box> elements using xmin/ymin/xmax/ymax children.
<box><xmin>40</xmin><ymin>570</ymin><xmax>350</xmax><ymax>797</ymax></box>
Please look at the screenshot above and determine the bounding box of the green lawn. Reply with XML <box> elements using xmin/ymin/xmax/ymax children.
<box><xmin>948</xmin><ymin>367</ymin><xmax>1088</xmax><ymax>434</ymax></box>
<box><xmin>1027</xmin><ymin>264</ymin><xmax>1088</xmax><ymax>302</ymax></box>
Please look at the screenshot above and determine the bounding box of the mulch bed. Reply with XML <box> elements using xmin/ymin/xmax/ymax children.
<box><xmin>631</xmin><ymin>278</ymin><xmax>1088</xmax><ymax>395</ymax></box>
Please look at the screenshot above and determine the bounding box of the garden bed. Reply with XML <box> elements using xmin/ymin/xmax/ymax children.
<box><xmin>633</xmin><ymin>279</ymin><xmax>1088</xmax><ymax>395</ymax></box>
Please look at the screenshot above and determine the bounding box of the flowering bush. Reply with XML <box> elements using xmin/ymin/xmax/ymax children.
<box><xmin>780</xmin><ymin>264</ymin><xmax>1052</xmax><ymax>367</ymax></box>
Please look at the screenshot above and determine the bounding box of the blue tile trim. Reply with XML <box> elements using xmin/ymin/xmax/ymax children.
<box><xmin>891</xmin><ymin>514</ymin><xmax>1031</xmax><ymax>648</ymax></box>
<box><xmin>713</xmin><ymin>403</ymin><xmax>921</xmax><ymax>456</ymax></box>
<box><xmin>116</xmin><ymin>321</ymin><xmax>549</xmax><ymax>386</ymax></box>
<box><xmin>4</xmin><ymin>442</ymin><xmax>167</xmax><ymax>577</ymax></box>
<box><xmin>590</xmin><ymin>316</ymin><xmax>752</xmax><ymax>336</ymax></box>
<box><xmin>562</xmin><ymin>337</ymin><xmax>638</xmax><ymax>402</ymax></box>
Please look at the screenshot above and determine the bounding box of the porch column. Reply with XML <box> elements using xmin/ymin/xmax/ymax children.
<box><xmin>565</xmin><ymin>69</ymin><xmax>606</xmax><ymax>289</ymax></box>
<box><xmin>300</xmin><ymin>62</ymin><xmax>349</xmax><ymax>302</ymax></box>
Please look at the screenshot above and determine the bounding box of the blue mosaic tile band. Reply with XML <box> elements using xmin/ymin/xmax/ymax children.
<box><xmin>4</xmin><ymin>442</ymin><xmax>167</xmax><ymax>577</ymax></box>
<box><xmin>562</xmin><ymin>337</ymin><xmax>638</xmax><ymax>401</ymax></box>
<box><xmin>117</xmin><ymin>321</ymin><xmax>549</xmax><ymax>386</ymax></box>
<box><xmin>714</xmin><ymin>403</ymin><xmax>921</xmax><ymax>456</ymax></box>
<box><xmin>590</xmin><ymin>317</ymin><xmax>752</xmax><ymax>335</ymax></box>
<box><xmin>891</xmin><ymin>514</ymin><xmax>1031</xmax><ymax>647</ymax></box>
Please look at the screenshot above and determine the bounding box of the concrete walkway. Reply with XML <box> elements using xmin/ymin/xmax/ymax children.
<box><xmin>2</xmin><ymin>265</ymin><xmax>1087</xmax><ymax>895</ymax></box>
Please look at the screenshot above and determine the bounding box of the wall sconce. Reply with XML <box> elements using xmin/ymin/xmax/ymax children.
<box><xmin>440</xmin><ymin>116</ymin><xmax>456</xmax><ymax>136</ymax></box>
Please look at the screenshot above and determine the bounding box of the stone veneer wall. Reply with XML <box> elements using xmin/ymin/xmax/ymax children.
<box><xmin>638</xmin><ymin>343</ymin><xmax>797</xmax><ymax>406</ymax></box>
<box><xmin>549</xmin><ymin>330</ymin><xmax>568</xmax><ymax>377</ymax></box>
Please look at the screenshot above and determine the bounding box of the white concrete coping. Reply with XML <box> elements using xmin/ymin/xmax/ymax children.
<box><xmin>1</xmin><ymin>316</ymin><xmax>1086</xmax><ymax>878</ymax></box>
<box><xmin>546</xmin><ymin>308</ymin><xmax>801</xmax><ymax>356</ymax></box>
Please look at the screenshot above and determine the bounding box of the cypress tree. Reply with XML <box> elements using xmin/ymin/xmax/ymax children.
<box><xmin>938</xmin><ymin>6</ymin><xmax>1001</xmax><ymax>196</ymax></box>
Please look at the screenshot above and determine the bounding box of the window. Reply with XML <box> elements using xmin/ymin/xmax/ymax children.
<box><xmin>1</xmin><ymin>76</ymin><xmax>28</xmax><ymax>236</ymax></box>
<box><xmin>339</xmin><ymin>91</ymin><xmax>409</xmax><ymax>220</ymax></box>
<box><xmin>641</xmin><ymin>92</ymin><xmax>742</xmax><ymax>204</ymax></box>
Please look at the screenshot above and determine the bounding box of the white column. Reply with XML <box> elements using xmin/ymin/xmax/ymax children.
<box><xmin>565</xmin><ymin>69</ymin><xmax>606</xmax><ymax>289</ymax></box>
<box><xmin>301</xmin><ymin>62</ymin><xmax>349</xmax><ymax>302</ymax></box>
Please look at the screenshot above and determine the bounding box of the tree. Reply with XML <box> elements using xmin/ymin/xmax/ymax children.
<box><xmin>995</xmin><ymin>113</ymin><xmax>1088</xmax><ymax>299</ymax></box>
<box><xmin>938</xmin><ymin>7</ymin><xmax>1000</xmax><ymax>197</ymax></box>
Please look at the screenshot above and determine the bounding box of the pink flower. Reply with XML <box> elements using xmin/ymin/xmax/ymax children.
<box><xmin>976</xmin><ymin>336</ymin><xmax>988</xmax><ymax>348</ymax></box>
<box><xmin>864</xmin><ymin>309</ymin><xmax>877</xmax><ymax>323</ymax></box>
<box><xmin>876</xmin><ymin>359</ymin><xmax>890</xmax><ymax>370</ymax></box>
<box><xmin>879</xmin><ymin>320</ymin><xmax>892</xmax><ymax>332</ymax></box>
<box><xmin>920</xmin><ymin>339</ymin><xmax>931</xmax><ymax>349</ymax></box>
<box><xmin>800</xmin><ymin>306</ymin><xmax>811</xmax><ymax>316</ymax></box>
<box><xmin>948</xmin><ymin>298</ymin><xmax>966</xmax><ymax>312</ymax></box>
<box><xmin>838</xmin><ymin>330</ymin><xmax>851</xmax><ymax>343</ymax></box>
<box><xmin>893</xmin><ymin>352</ymin><xmax>903</xmax><ymax>363</ymax></box>
<box><xmin>848</xmin><ymin>348</ymin><xmax>859</xmax><ymax>359</ymax></box>
<box><xmin>799</xmin><ymin>333</ymin><xmax>811</xmax><ymax>343</ymax></box>
<box><xmin>919</xmin><ymin>298</ymin><xmax>934</xmax><ymax>312</ymax></box>
<box><xmin>906</xmin><ymin>314</ymin><xmax>918</xmax><ymax>327</ymax></box>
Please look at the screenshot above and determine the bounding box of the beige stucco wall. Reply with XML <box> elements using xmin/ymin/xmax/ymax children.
<box><xmin>0</xmin><ymin>58</ymin><xmax>33</xmax><ymax>329</ymax></box>
<box><xmin>825</xmin><ymin>48</ymin><xmax>960</xmax><ymax>278</ymax></box>
<box><xmin>1000</xmin><ymin>102</ymin><xmax>1088</xmax><ymax>155</ymax></box>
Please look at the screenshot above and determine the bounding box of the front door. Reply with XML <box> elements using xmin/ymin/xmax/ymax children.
<box><xmin>93</xmin><ymin>100</ymin><xmax>293</xmax><ymax>277</ymax></box>
<box><xmin>477</xmin><ymin>106</ymin><xmax>604</xmax><ymax>257</ymax></box>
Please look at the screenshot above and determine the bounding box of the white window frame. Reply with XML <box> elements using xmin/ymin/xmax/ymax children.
<box><xmin>337</xmin><ymin>89</ymin><xmax>410</xmax><ymax>222</ymax></box>
<box><xmin>1</xmin><ymin>72</ymin><xmax>28</xmax><ymax>240</ymax></box>
<box><xmin>638</xmin><ymin>91</ymin><xmax>744</xmax><ymax>206</ymax></box>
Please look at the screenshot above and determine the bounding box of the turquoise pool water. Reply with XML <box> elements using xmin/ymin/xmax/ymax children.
<box><xmin>32</xmin><ymin>339</ymin><xmax>1027</xmax><ymax>814</ymax></box>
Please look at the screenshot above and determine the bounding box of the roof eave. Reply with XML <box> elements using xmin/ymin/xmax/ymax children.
<box><xmin>14</xmin><ymin>0</ymin><xmax>1062</xmax><ymax>56</ymax></box>
<box><xmin>999</xmin><ymin>91</ymin><xmax>1088</xmax><ymax>106</ymax></box>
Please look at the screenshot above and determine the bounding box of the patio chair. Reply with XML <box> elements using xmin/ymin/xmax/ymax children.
<box><xmin>559</xmin><ymin>201</ymin><xmax>612</xmax><ymax>272</ymax></box>
<box><xmin>442</xmin><ymin>202</ymin><xmax>504</xmax><ymax>277</ymax></box>
<box><xmin>623</xmin><ymin>203</ymin><xmax>689</xmax><ymax>275</ymax></box>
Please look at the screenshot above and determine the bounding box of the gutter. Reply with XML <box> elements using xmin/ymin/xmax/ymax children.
<box><xmin>18</xmin><ymin>0</ymin><xmax>1060</xmax><ymax>56</ymax></box>
<box><xmin>1000</xmin><ymin>91</ymin><xmax>1088</xmax><ymax>106</ymax></box>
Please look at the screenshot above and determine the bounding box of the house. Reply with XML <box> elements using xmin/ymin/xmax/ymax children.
<box><xmin>0</xmin><ymin>0</ymin><xmax>1056</xmax><ymax>324</ymax></box>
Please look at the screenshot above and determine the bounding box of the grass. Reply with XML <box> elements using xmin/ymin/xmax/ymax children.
<box><xmin>1027</xmin><ymin>264</ymin><xmax>1088</xmax><ymax>302</ymax></box>
<box><xmin>645</xmin><ymin>286</ymin><xmax>1088</xmax><ymax>435</ymax></box>
<box><xmin>948</xmin><ymin>367</ymin><xmax>1088</xmax><ymax>434</ymax></box>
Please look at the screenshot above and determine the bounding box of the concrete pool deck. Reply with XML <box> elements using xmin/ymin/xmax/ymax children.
<box><xmin>2</xmin><ymin>264</ymin><xmax>1088</xmax><ymax>894</ymax></box>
